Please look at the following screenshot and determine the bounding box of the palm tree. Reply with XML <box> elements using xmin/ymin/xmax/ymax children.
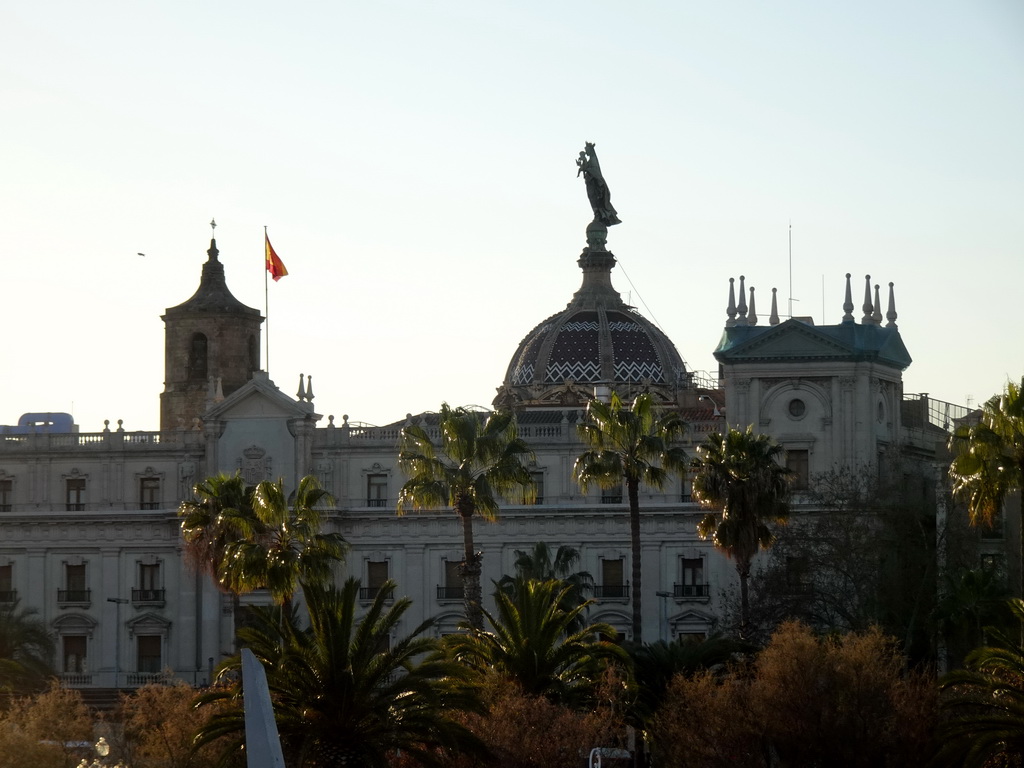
<box><xmin>177</xmin><ymin>472</ymin><xmax>255</xmax><ymax>591</ymax></box>
<box><xmin>949</xmin><ymin>377</ymin><xmax>1024</xmax><ymax>598</ymax></box>
<box><xmin>937</xmin><ymin>598</ymin><xmax>1024</xmax><ymax>768</ymax></box>
<box><xmin>398</xmin><ymin>403</ymin><xmax>535</xmax><ymax>630</ymax></box>
<box><xmin>0</xmin><ymin>599</ymin><xmax>55</xmax><ymax>694</ymax></box>
<box><xmin>497</xmin><ymin>542</ymin><xmax>595</xmax><ymax>634</ymax></box>
<box><xmin>446</xmin><ymin>578</ymin><xmax>629</xmax><ymax>709</ymax></box>
<box><xmin>221</xmin><ymin>475</ymin><xmax>345</xmax><ymax>612</ymax></box>
<box><xmin>574</xmin><ymin>392</ymin><xmax>687</xmax><ymax>643</ymax></box>
<box><xmin>692</xmin><ymin>426</ymin><xmax>792</xmax><ymax>640</ymax></box>
<box><xmin>194</xmin><ymin>578</ymin><xmax>487</xmax><ymax>767</ymax></box>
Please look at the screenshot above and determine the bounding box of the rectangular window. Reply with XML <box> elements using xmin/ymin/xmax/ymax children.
<box><xmin>0</xmin><ymin>564</ymin><xmax>13</xmax><ymax>602</ymax></box>
<box><xmin>676</xmin><ymin>557</ymin><xmax>708</xmax><ymax>598</ymax></box>
<box><xmin>367</xmin><ymin>475</ymin><xmax>388</xmax><ymax>507</ymax></box>
<box><xmin>61</xmin><ymin>564</ymin><xmax>89</xmax><ymax>603</ymax></box>
<box><xmin>134</xmin><ymin>563</ymin><xmax>163</xmax><ymax>603</ymax></box>
<box><xmin>438</xmin><ymin>559</ymin><xmax>464</xmax><ymax>600</ymax></box>
<box><xmin>66</xmin><ymin>478</ymin><xmax>86</xmax><ymax>511</ymax></box>
<box><xmin>362</xmin><ymin>560</ymin><xmax>389</xmax><ymax>600</ymax></box>
<box><xmin>786</xmin><ymin>450</ymin><xmax>809</xmax><ymax>491</ymax></box>
<box><xmin>601</xmin><ymin>484</ymin><xmax>623</xmax><ymax>504</ymax></box>
<box><xmin>597</xmin><ymin>558</ymin><xmax>627</xmax><ymax>598</ymax></box>
<box><xmin>0</xmin><ymin>479</ymin><xmax>11</xmax><ymax>512</ymax></box>
<box><xmin>140</xmin><ymin>478</ymin><xmax>160</xmax><ymax>510</ymax></box>
<box><xmin>137</xmin><ymin>635</ymin><xmax>162</xmax><ymax>674</ymax></box>
<box><xmin>530</xmin><ymin>471</ymin><xmax>544</xmax><ymax>505</ymax></box>
<box><xmin>63</xmin><ymin>635</ymin><xmax>87</xmax><ymax>674</ymax></box>
<box><xmin>786</xmin><ymin>556</ymin><xmax>812</xmax><ymax>594</ymax></box>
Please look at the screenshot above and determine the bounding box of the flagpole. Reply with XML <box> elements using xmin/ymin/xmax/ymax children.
<box><xmin>264</xmin><ymin>226</ymin><xmax>270</xmax><ymax>374</ymax></box>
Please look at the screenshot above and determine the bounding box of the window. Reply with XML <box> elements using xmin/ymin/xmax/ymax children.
<box><xmin>0</xmin><ymin>479</ymin><xmax>11</xmax><ymax>512</ymax></box>
<box><xmin>367</xmin><ymin>474</ymin><xmax>388</xmax><ymax>507</ymax></box>
<box><xmin>61</xmin><ymin>564</ymin><xmax>89</xmax><ymax>603</ymax></box>
<box><xmin>601</xmin><ymin>484</ymin><xmax>623</xmax><ymax>504</ymax></box>
<box><xmin>188</xmin><ymin>333</ymin><xmax>208</xmax><ymax>381</ymax></box>
<box><xmin>0</xmin><ymin>564</ymin><xmax>13</xmax><ymax>602</ymax></box>
<box><xmin>981</xmin><ymin>507</ymin><xmax>1005</xmax><ymax>540</ymax></box>
<box><xmin>785</xmin><ymin>556</ymin><xmax>812</xmax><ymax>594</ymax></box>
<box><xmin>361</xmin><ymin>560</ymin><xmax>389</xmax><ymax>600</ymax></box>
<box><xmin>786</xmin><ymin>450</ymin><xmax>809</xmax><ymax>491</ymax></box>
<box><xmin>530</xmin><ymin>471</ymin><xmax>544</xmax><ymax>504</ymax></box>
<box><xmin>596</xmin><ymin>558</ymin><xmax>627</xmax><ymax>598</ymax></box>
<box><xmin>140</xmin><ymin>478</ymin><xmax>160</xmax><ymax>510</ymax></box>
<box><xmin>675</xmin><ymin>557</ymin><xmax>708</xmax><ymax>598</ymax></box>
<box><xmin>438</xmin><ymin>559</ymin><xmax>464</xmax><ymax>600</ymax></box>
<box><xmin>134</xmin><ymin>563</ymin><xmax>163</xmax><ymax>603</ymax></box>
<box><xmin>137</xmin><ymin>636</ymin><xmax>162</xmax><ymax>674</ymax></box>
<box><xmin>981</xmin><ymin>553</ymin><xmax>1006</xmax><ymax>586</ymax></box>
<box><xmin>63</xmin><ymin>635</ymin><xmax>87</xmax><ymax>674</ymax></box>
<box><xmin>66</xmin><ymin>478</ymin><xmax>86</xmax><ymax>511</ymax></box>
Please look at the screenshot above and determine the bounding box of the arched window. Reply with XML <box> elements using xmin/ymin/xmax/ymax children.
<box><xmin>188</xmin><ymin>333</ymin><xmax>208</xmax><ymax>381</ymax></box>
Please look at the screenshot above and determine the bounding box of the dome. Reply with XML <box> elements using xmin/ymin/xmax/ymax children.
<box><xmin>494</xmin><ymin>248</ymin><xmax>689</xmax><ymax>409</ymax></box>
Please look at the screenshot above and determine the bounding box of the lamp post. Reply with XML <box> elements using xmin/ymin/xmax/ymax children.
<box><xmin>106</xmin><ymin>597</ymin><xmax>128</xmax><ymax>688</ymax></box>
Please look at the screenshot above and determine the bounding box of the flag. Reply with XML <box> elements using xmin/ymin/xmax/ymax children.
<box><xmin>265</xmin><ymin>233</ymin><xmax>288</xmax><ymax>281</ymax></box>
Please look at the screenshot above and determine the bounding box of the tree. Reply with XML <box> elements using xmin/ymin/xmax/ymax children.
<box><xmin>949</xmin><ymin>377</ymin><xmax>1024</xmax><ymax>598</ymax></box>
<box><xmin>445</xmin><ymin>578</ymin><xmax>629</xmax><ymax>709</ymax></box>
<box><xmin>692</xmin><ymin>426</ymin><xmax>791</xmax><ymax>640</ymax></box>
<box><xmin>177</xmin><ymin>472</ymin><xmax>255</xmax><ymax>592</ymax></box>
<box><xmin>496</xmin><ymin>542</ymin><xmax>594</xmax><ymax>632</ymax></box>
<box><xmin>574</xmin><ymin>392</ymin><xmax>687</xmax><ymax>643</ymax></box>
<box><xmin>221</xmin><ymin>475</ymin><xmax>345</xmax><ymax>612</ymax></box>
<box><xmin>194</xmin><ymin>578</ymin><xmax>487</xmax><ymax>768</ymax></box>
<box><xmin>937</xmin><ymin>598</ymin><xmax>1024</xmax><ymax>767</ymax></box>
<box><xmin>398</xmin><ymin>404</ymin><xmax>535</xmax><ymax>630</ymax></box>
<box><xmin>0</xmin><ymin>683</ymin><xmax>93</xmax><ymax>768</ymax></box>
<box><xmin>0</xmin><ymin>599</ymin><xmax>54</xmax><ymax>696</ymax></box>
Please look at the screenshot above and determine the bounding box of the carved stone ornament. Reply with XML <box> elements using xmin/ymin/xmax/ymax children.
<box><xmin>239</xmin><ymin>445</ymin><xmax>272</xmax><ymax>485</ymax></box>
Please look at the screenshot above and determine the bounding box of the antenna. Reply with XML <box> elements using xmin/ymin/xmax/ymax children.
<box><xmin>788</xmin><ymin>221</ymin><xmax>793</xmax><ymax>319</ymax></box>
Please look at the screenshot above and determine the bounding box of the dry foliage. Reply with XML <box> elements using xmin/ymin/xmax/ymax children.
<box><xmin>0</xmin><ymin>682</ymin><xmax>93</xmax><ymax>768</ymax></box>
<box><xmin>650</xmin><ymin>622</ymin><xmax>939</xmax><ymax>768</ymax></box>
<box><xmin>114</xmin><ymin>682</ymin><xmax>239</xmax><ymax>768</ymax></box>
<box><xmin>423</xmin><ymin>674</ymin><xmax>630</xmax><ymax>768</ymax></box>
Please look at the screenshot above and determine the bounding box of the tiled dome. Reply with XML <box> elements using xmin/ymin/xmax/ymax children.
<box><xmin>495</xmin><ymin>249</ymin><xmax>688</xmax><ymax>409</ymax></box>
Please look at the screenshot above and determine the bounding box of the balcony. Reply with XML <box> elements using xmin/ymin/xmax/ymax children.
<box><xmin>0</xmin><ymin>590</ymin><xmax>16</xmax><ymax>603</ymax></box>
<box><xmin>132</xmin><ymin>588</ymin><xmax>166</xmax><ymax>606</ymax></box>
<box><xmin>359</xmin><ymin>586</ymin><xmax>393</xmax><ymax>602</ymax></box>
<box><xmin>673</xmin><ymin>583</ymin><xmax>710</xmax><ymax>600</ymax></box>
<box><xmin>436</xmin><ymin>585</ymin><xmax>464</xmax><ymax>601</ymax></box>
<box><xmin>58</xmin><ymin>589</ymin><xmax>91</xmax><ymax>606</ymax></box>
<box><xmin>594</xmin><ymin>584</ymin><xmax>630</xmax><ymax>599</ymax></box>
<box><xmin>366</xmin><ymin>498</ymin><xmax>388</xmax><ymax>508</ymax></box>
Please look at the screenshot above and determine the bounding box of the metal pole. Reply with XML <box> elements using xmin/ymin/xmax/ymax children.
<box><xmin>107</xmin><ymin>597</ymin><xmax>128</xmax><ymax>688</ymax></box>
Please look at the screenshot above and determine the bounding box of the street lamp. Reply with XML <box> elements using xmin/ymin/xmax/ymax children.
<box><xmin>698</xmin><ymin>395</ymin><xmax>723</xmax><ymax>418</ymax></box>
<box><xmin>106</xmin><ymin>598</ymin><xmax>128</xmax><ymax>688</ymax></box>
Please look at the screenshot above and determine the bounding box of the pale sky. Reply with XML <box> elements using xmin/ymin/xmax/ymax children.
<box><xmin>2</xmin><ymin>1</ymin><xmax>1022</xmax><ymax>432</ymax></box>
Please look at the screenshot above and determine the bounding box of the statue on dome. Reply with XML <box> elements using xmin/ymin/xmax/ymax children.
<box><xmin>576</xmin><ymin>142</ymin><xmax>621</xmax><ymax>227</ymax></box>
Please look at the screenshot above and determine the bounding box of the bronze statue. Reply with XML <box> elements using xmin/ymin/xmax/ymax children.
<box><xmin>576</xmin><ymin>142</ymin><xmax>621</xmax><ymax>227</ymax></box>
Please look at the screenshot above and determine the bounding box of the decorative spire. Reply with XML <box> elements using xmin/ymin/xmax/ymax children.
<box><xmin>769</xmin><ymin>287</ymin><xmax>780</xmax><ymax>325</ymax></box>
<box><xmin>861</xmin><ymin>275</ymin><xmax>873</xmax><ymax>324</ymax></box>
<box><xmin>726</xmin><ymin>278</ymin><xmax>737</xmax><ymax>327</ymax></box>
<box><xmin>842</xmin><ymin>273</ymin><xmax>855</xmax><ymax>323</ymax></box>
<box><xmin>297</xmin><ymin>373</ymin><xmax>307</xmax><ymax>401</ymax></box>
<box><xmin>748</xmin><ymin>286</ymin><xmax>757</xmax><ymax>326</ymax></box>
<box><xmin>872</xmin><ymin>284</ymin><xmax>883</xmax><ymax>325</ymax></box>
<box><xmin>208</xmin><ymin>218</ymin><xmax>219</xmax><ymax>262</ymax></box>
<box><xmin>306</xmin><ymin>375</ymin><xmax>314</xmax><ymax>401</ymax></box>
<box><xmin>737</xmin><ymin>276</ymin><xmax>748</xmax><ymax>325</ymax></box>
<box><xmin>885</xmin><ymin>282</ymin><xmax>898</xmax><ymax>327</ymax></box>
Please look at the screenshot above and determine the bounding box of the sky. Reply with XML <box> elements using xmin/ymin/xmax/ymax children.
<box><xmin>2</xmin><ymin>1</ymin><xmax>1022</xmax><ymax>432</ymax></box>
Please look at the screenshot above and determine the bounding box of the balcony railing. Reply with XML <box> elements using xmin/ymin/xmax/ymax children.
<box><xmin>594</xmin><ymin>584</ymin><xmax>630</xmax><ymax>599</ymax></box>
<box><xmin>61</xmin><ymin>673</ymin><xmax>93</xmax><ymax>685</ymax></box>
<box><xmin>359</xmin><ymin>586</ymin><xmax>393</xmax><ymax>602</ymax></box>
<box><xmin>127</xmin><ymin>672</ymin><xmax>167</xmax><ymax>686</ymax></box>
<box><xmin>673</xmin><ymin>583</ymin><xmax>710</xmax><ymax>599</ymax></box>
<box><xmin>366</xmin><ymin>498</ymin><xmax>388</xmax><ymax>508</ymax></box>
<box><xmin>0</xmin><ymin>590</ymin><xmax>16</xmax><ymax>603</ymax></box>
<box><xmin>58</xmin><ymin>589</ymin><xmax>91</xmax><ymax>604</ymax></box>
<box><xmin>436</xmin><ymin>586</ymin><xmax>465</xmax><ymax>600</ymax></box>
<box><xmin>132</xmin><ymin>588</ymin><xmax>166</xmax><ymax>604</ymax></box>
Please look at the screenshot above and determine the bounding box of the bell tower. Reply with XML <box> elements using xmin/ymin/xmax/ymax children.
<box><xmin>160</xmin><ymin>233</ymin><xmax>263</xmax><ymax>431</ymax></box>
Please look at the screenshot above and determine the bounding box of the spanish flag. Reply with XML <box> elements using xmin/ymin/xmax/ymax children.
<box><xmin>265</xmin><ymin>233</ymin><xmax>288</xmax><ymax>281</ymax></box>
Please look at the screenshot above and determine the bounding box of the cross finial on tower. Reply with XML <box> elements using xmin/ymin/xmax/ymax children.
<box><xmin>210</xmin><ymin>218</ymin><xmax>217</xmax><ymax>234</ymax></box>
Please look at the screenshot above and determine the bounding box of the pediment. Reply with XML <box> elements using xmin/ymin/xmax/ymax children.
<box><xmin>127</xmin><ymin>611</ymin><xmax>172</xmax><ymax>637</ymax></box>
<box><xmin>206</xmin><ymin>372</ymin><xmax>315</xmax><ymax>421</ymax></box>
<box><xmin>717</xmin><ymin>322</ymin><xmax>852</xmax><ymax>363</ymax></box>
